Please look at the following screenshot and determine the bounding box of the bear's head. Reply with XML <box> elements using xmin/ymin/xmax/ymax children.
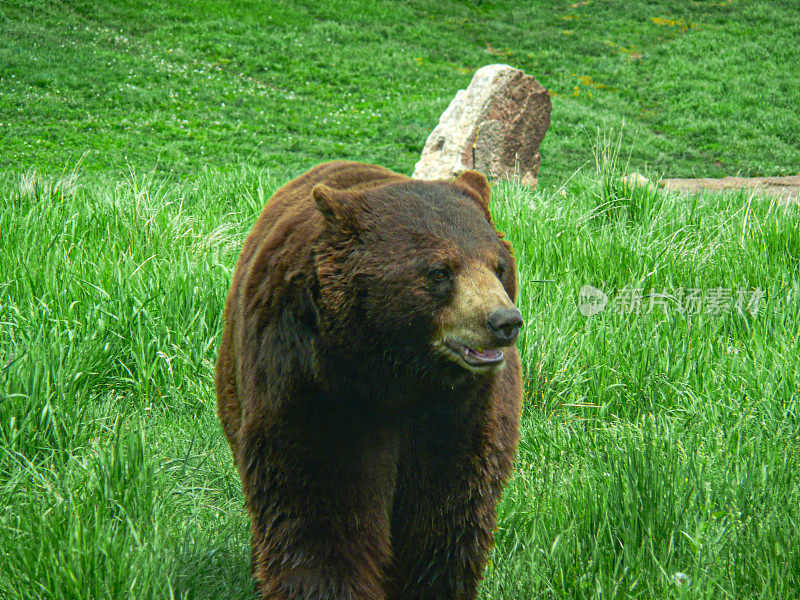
<box><xmin>311</xmin><ymin>171</ymin><xmax>522</xmax><ymax>385</ymax></box>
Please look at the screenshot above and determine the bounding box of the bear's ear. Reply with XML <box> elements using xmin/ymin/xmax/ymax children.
<box><xmin>312</xmin><ymin>184</ymin><xmax>358</xmax><ymax>229</ymax></box>
<box><xmin>454</xmin><ymin>171</ymin><xmax>492</xmax><ymax>214</ymax></box>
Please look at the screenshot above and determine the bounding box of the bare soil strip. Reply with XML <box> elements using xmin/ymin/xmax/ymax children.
<box><xmin>660</xmin><ymin>175</ymin><xmax>800</xmax><ymax>202</ymax></box>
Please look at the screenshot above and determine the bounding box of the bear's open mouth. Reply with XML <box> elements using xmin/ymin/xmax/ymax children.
<box><xmin>443</xmin><ymin>340</ymin><xmax>504</xmax><ymax>368</ymax></box>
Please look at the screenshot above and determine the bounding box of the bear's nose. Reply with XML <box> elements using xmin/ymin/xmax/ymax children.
<box><xmin>487</xmin><ymin>308</ymin><xmax>523</xmax><ymax>346</ymax></box>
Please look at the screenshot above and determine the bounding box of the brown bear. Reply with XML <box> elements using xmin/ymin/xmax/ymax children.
<box><xmin>216</xmin><ymin>160</ymin><xmax>523</xmax><ymax>600</ymax></box>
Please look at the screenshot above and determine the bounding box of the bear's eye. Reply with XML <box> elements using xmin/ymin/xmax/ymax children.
<box><xmin>495</xmin><ymin>262</ymin><xmax>506</xmax><ymax>279</ymax></box>
<box><xmin>428</xmin><ymin>266</ymin><xmax>451</xmax><ymax>283</ymax></box>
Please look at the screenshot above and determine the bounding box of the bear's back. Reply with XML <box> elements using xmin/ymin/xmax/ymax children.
<box><xmin>238</xmin><ymin>161</ymin><xmax>408</xmax><ymax>272</ymax></box>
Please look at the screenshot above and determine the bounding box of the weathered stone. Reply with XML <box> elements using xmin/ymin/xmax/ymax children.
<box><xmin>413</xmin><ymin>64</ymin><xmax>551</xmax><ymax>187</ymax></box>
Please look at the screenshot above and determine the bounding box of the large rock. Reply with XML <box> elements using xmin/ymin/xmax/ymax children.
<box><xmin>413</xmin><ymin>64</ymin><xmax>551</xmax><ymax>187</ymax></box>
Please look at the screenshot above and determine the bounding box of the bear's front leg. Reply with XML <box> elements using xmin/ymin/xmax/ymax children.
<box><xmin>384</xmin><ymin>389</ymin><xmax>519</xmax><ymax>600</ymax></box>
<box><xmin>383</xmin><ymin>445</ymin><xmax>500</xmax><ymax>600</ymax></box>
<box><xmin>240</xmin><ymin>417</ymin><xmax>399</xmax><ymax>600</ymax></box>
<box><xmin>384</xmin><ymin>503</ymin><xmax>497</xmax><ymax>600</ymax></box>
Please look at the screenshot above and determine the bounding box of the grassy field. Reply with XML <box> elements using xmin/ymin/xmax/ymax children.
<box><xmin>2</xmin><ymin>153</ymin><xmax>799</xmax><ymax>598</ymax></box>
<box><xmin>2</xmin><ymin>0</ymin><xmax>800</xmax><ymax>598</ymax></box>
<box><xmin>1</xmin><ymin>0</ymin><xmax>799</xmax><ymax>186</ymax></box>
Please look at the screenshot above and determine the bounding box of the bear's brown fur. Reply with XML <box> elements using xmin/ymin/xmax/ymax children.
<box><xmin>216</xmin><ymin>161</ymin><xmax>523</xmax><ymax>600</ymax></box>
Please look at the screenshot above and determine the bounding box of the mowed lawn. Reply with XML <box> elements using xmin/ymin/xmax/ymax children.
<box><xmin>1</xmin><ymin>0</ymin><xmax>799</xmax><ymax>185</ymax></box>
<box><xmin>1</xmin><ymin>1</ymin><xmax>800</xmax><ymax>599</ymax></box>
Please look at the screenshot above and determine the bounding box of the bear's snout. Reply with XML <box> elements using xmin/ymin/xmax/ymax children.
<box><xmin>487</xmin><ymin>307</ymin><xmax>523</xmax><ymax>346</ymax></box>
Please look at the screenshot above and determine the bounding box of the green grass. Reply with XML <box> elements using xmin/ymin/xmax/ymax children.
<box><xmin>2</xmin><ymin>0</ymin><xmax>799</xmax><ymax>598</ymax></box>
<box><xmin>1</xmin><ymin>0</ymin><xmax>799</xmax><ymax>186</ymax></box>
<box><xmin>1</xmin><ymin>156</ymin><xmax>799</xmax><ymax>598</ymax></box>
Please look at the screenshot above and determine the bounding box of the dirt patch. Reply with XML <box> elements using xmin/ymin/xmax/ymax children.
<box><xmin>660</xmin><ymin>175</ymin><xmax>800</xmax><ymax>202</ymax></box>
